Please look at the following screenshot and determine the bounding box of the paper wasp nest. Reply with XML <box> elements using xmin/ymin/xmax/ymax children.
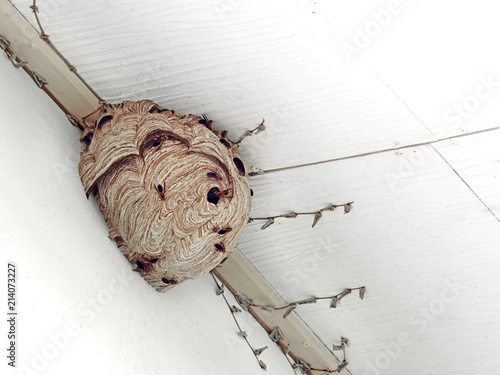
<box><xmin>79</xmin><ymin>100</ymin><xmax>252</xmax><ymax>292</ymax></box>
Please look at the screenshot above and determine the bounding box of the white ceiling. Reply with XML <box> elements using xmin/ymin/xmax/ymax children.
<box><xmin>5</xmin><ymin>0</ymin><xmax>500</xmax><ymax>374</ymax></box>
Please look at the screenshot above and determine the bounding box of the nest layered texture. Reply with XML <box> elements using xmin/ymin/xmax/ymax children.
<box><xmin>79</xmin><ymin>100</ymin><xmax>252</xmax><ymax>292</ymax></box>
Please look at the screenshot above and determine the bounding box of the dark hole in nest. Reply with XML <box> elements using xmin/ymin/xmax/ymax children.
<box><xmin>250</xmin><ymin>189</ymin><xmax>254</xmax><ymax>196</ymax></box>
<box><xmin>233</xmin><ymin>158</ymin><xmax>245</xmax><ymax>176</ymax></box>
<box><xmin>149</xmin><ymin>106</ymin><xmax>163</xmax><ymax>113</ymax></box>
<box><xmin>207</xmin><ymin>187</ymin><xmax>220</xmax><ymax>205</ymax></box>
<box><xmin>218</xmin><ymin>228</ymin><xmax>232</xmax><ymax>235</ymax></box>
<box><xmin>215</xmin><ymin>243</ymin><xmax>225</xmax><ymax>252</ymax></box>
<box><xmin>219</xmin><ymin>138</ymin><xmax>231</xmax><ymax>149</ymax></box>
<box><xmin>161</xmin><ymin>277</ymin><xmax>178</xmax><ymax>285</ymax></box>
<box><xmin>114</xmin><ymin>236</ymin><xmax>124</xmax><ymax>246</ymax></box>
<box><xmin>97</xmin><ymin>115</ymin><xmax>113</xmax><ymax>129</ymax></box>
<box><xmin>90</xmin><ymin>185</ymin><xmax>99</xmax><ymax>196</ymax></box>
<box><xmin>157</xmin><ymin>184</ymin><xmax>163</xmax><ymax>193</ymax></box>
<box><xmin>207</xmin><ymin>172</ymin><xmax>219</xmax><ymax>179</ymax></box>
<box><xmin>81</xmin><ymin>131</ymin><xmax>94</xmax><ymax>146</ymax></box>
<box><xmin>152</xmin><ymin>139</ymin><xmax>161</xmax><ymax>147</ymax></box>
<box><xmin>150</xmin><ymin>258</ymin><xmax>158</xmax><ymax>263</ymax></box>
<box><xmin>136</xmin><ymin>260</ymin><xmax>145</xmax><ymax>270</ymax></box>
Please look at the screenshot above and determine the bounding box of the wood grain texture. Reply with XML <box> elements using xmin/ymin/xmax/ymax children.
<box><xmin>12</xmin><ymin>0</ymin><xmax>435</xmax><ymax>172</ymax></box>
<box><xmin>312</xmin><ymin>0</ymin><xmax>500</xmax><ymax>139</ymax></box>
<box><xmin>80</xmin><ymin>100</ymin><xmax>251</xmax><ymax>291</ymax></box>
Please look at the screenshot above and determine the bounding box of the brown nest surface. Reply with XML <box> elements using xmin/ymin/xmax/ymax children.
<box><xmin>79</xmin><ymin>100</ymin><xmax>251</xmax><ymax>292</ymax></box>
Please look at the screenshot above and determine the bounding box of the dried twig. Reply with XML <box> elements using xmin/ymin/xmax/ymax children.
<box><xmin>249</xmin><ymin>202</ymin><xmax>354</xmax><ymax>229</ymax></box>
<box><xmin>29</xmin><ymin>0</ymin><xmax>102</xmax><ymax>100</ymax></box>
<box><xmin>235</xmin><ymin>119</ymin><xmax>266</xmax><ymax>145</ymax></box>
<box><xmin>210</xmin><ymin>272</ymin><xmax>265</xmax><ymax>369</ymax></box>
<box><xmin>211</xmin><ymin>273</ymin><xmax>363</xmax><ymax>373</ymax></box>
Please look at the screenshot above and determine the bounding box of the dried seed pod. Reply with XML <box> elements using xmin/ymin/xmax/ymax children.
<box><xmin>312</xmin><ymin>211</ymin><xmax>323</xmax><ymax>228</ymax></box>
<box><xmin>79</xmin><ymin>100</ymin><xmax>252</xmax><ymax>292</ymax></box>
<box><xmin>261</xmin><ymin>218</ymin><xmax>275</xmax><ymax>230</ymax></box>
<box><xmin>297</xmin><ymin>297</ymin><xmax>317</xmax><ymax>305</ymax></box>
<box><xmin>338</xmin><ymin>361</ymin><xmax>349</xmax><ymax>371</ymax></box>
<box><xmin>282</xmin><ymin>304</ymin><xmax>297</xmax><ymax>319</ymax></box>
<box><xmin>269</xmin><ymin>326</ymin><xmax>284</xmax><ymax>342</ymax></box>
<box><xmin>359</xmin><ymin>286</ymin><xmax>366</xmax><ymax>300</ymax></box>
<box><xmin>337</xmin><ymin>289</ymin><xmax>351</xmax><ymax>300</ymax></box>
<box><xmin>330</xmin><ymin>297</ymin><xmax>339</xmax><ymax>308</ymax></box>
<box><xmin>234</xmin><ymin>293</ymin><xmax>252</xmax><ymax>311</ymax></box>
<box><xmin>254</xmin><ymin>346</ymin><xmax>268</xmax><ymax>356</ymax></box>
<box><xmin>259</xmin><ymin>304</ymin><xmax>275</xmax><ymax>313</ymax></box>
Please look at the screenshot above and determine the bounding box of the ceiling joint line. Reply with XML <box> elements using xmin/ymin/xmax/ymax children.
<box><xmin>430</xmin><ymin>144</ymin><xmax>500</xmax><ymax>225</ymax></box>
<box><xmin>361</xmin><ymin>54</ymin><xmax>439</xmax><ymax>143</ymax></box>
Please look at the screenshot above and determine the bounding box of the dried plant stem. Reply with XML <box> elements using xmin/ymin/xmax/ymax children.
<box><xmin>249</xmin><ymin>203</ymin><xmax>353</xmax><ymax>222</ymax></box>
<box><xmin>211</xmin><ymin>272</ymin><xmax>360</xmax><ymax>373</ymax></box>
<box><xmin>30</xmin><ymin>1</ymin><xmax>48</xmax><ymax>39</ymax></box>
<box><xmin>235</xmin><ymin>119</ymin><xmax>266</xmax><ymax>145</ymax></box>
<box><xmin>210</xmin><ymin>272</ymin><xmax>263</xmax><ymax>368</ymax></box>
<box><xmin>260</xmin><ymin>287</ymin><xmax>365</xmax><ymax>311</ymax></box>
<box><xmin>29</xmin><ymin>0</ymin><xmax>102</xmax><ymax>102</ymax></box>
<box><xmin>249</xmin><ymin>202</ymin><xmax>354</xmax><ymax>229</ymax></box>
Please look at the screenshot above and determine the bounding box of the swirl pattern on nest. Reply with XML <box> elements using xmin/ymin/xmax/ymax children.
<box><xmin>79</xmin><ymin>100</ymin><xmax>252</xmax><ymax>292</ymax></box>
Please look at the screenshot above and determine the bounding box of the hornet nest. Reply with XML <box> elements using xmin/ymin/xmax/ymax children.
<box><xmin>78</xmin><ymin>100</ymin><xmax>252</xmax><ymax>292</ymax></box>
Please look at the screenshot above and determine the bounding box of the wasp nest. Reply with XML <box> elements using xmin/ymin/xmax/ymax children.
<box><xmin>79</xmin><ymin>100</ymin><xmax>252</xmax><ymax>292</ymax></box>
